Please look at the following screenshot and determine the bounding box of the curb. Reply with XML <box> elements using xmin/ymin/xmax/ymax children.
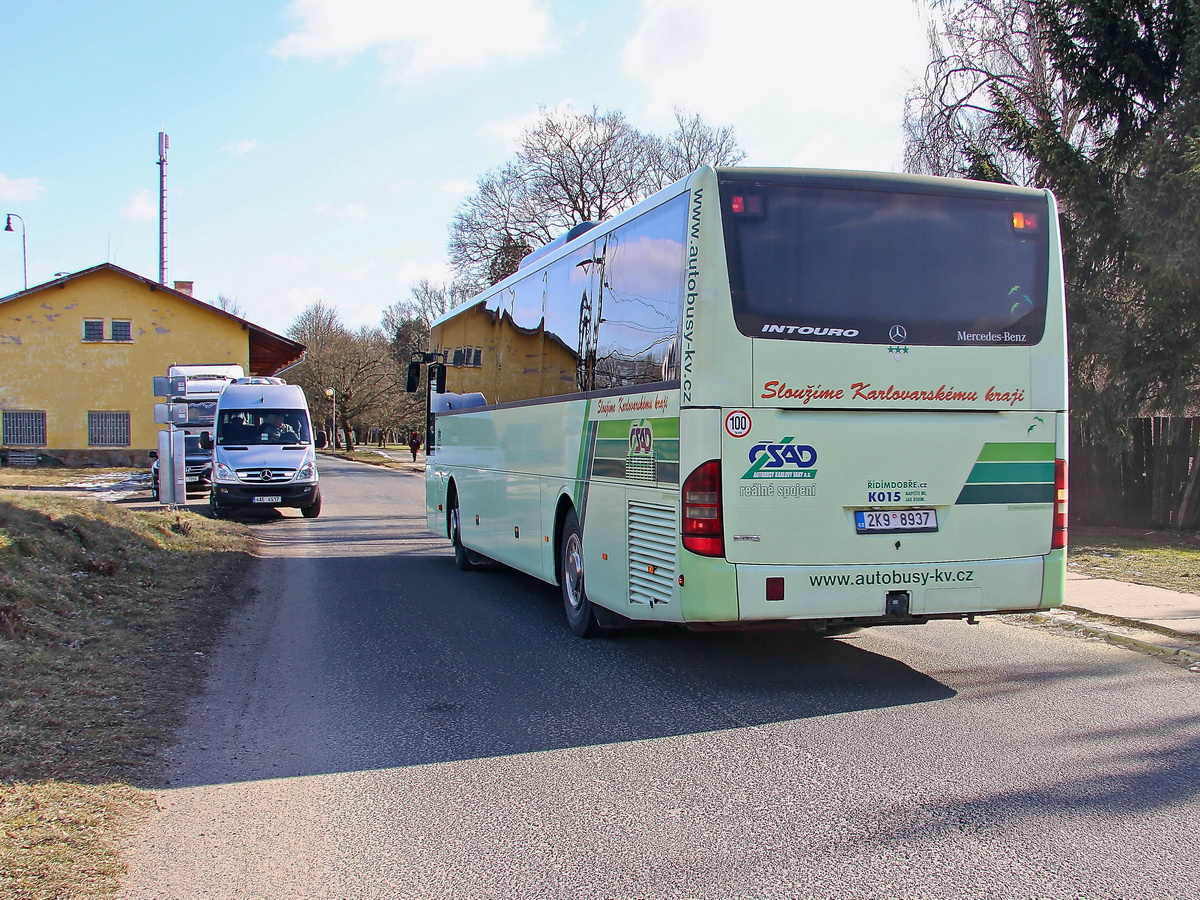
<box><xmin>1019</xmin><ymin>607</ymin><xmax>1200</xmax><ymax>671</ymax></box>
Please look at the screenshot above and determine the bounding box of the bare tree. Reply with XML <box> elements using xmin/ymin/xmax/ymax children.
<box><xmin>449</xmin><ymin>105</ymin><xmax>745</xmax><ymax>284</ymax></box>
<box><xmin>211</xmin><ymin>293</ymin><xmax>245</xmax><ymax>317</ymax></box>
<box><xmin>286</xmin><ymin>302</ymin><xmax>403</xmax><ymax>453</ymax></box>
<box><xmin>658</xmin><ymin>106</ymin><xmax>746</xmax><ymax>182</ymax></box>
<box><xmin>903</xmin><ymin>0</ymin><xmax>1096</xmax><ymax>183</ymax></box>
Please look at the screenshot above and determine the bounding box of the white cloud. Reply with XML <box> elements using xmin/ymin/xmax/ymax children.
<box><xmin>393</xmin><ymin>259</ymin><xmax>457</xmax><ymax>292</ymax></box>
<box><xmin>440</xmin><ymin>178</ymin><xmax>474</xmax><ymax>197</ymax></box>
<box><xmin>316</xmin><ymin>202</ymin><xmax>368</xmax><ymax>221</ymax></box>
<box><xmin>273</xmin><ymin>0</ymin><xmax>555</xmax><ymax>81</ymax></box>
<box><xmin>481</xmin><ymin>100</ymin><xmax>574</xmax><ymax>146</ymax></box>
<box><xmin>0</xmin><ymin>174</ymin><xmax>46</xmax><ymax>203</ymax></box>
<box><xmin>120</xmin><ymin>188</ymin><xmax>156</xmax><ymax>221</ymax></box>
<box><xmin>276</xmin><ymin>285</ymin><xmax>327</xmax><ymax>326</ymax></box>
<box><xmin>221</xmin><ymin>139</ymin><xmax>259</xmax><ymax>155</ymax></box>
<box><xmin>783</xmin><ymin>130</ymin><xmax>899</xmax><ymax>171</ymax></box>
<box><xmin>622</xmin><ymin>0</ymin><xmax>928</xmax><ymax>122</ymax></box>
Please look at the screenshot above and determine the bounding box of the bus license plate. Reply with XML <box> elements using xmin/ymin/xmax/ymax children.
<box><xmin>253</xmin><ymin>495</ymin><xmax>282</xmax><ymax>504</ymax></box>
<box><xmin>855</xmin><ymin>509</ymin><xmax>938</xmax><ymax>534</ymax></box>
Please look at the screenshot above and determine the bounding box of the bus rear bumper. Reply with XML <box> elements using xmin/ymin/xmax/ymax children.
<box><xmin>733</xmin><ymin>555</ymin><xmax>1060</xmax><ymax>624</ymax></box>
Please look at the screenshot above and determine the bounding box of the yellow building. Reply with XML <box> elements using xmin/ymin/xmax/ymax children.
<box><xmin>0</xmin><ymin>263</ymin><xmax>304</xmax><ymax>466</ymax></box>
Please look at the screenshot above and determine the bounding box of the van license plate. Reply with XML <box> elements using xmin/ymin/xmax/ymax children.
<box><xmin>855</xmin><ymin>509</ymin><xmax>938</xmax><ymax>534</ymax></box>
<box><xmin>254</xmin><ymin>495</ymin><xmax>282</xmax><ymax>504</ymax></box>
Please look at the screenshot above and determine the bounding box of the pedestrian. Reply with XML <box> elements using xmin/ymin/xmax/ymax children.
<box><xmin>408</xmin><ymin>430</ymin><xmax>422</xmax><ymax>462</ymax></box>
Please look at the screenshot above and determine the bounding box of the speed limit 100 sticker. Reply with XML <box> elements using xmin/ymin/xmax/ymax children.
<box><xmin>724</xmin><ymin>410</ymin><xmax>752</xmax><ymax>438</ymax></box>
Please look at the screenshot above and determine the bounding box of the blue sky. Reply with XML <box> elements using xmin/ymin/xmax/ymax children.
<box><xmin>1</xmin><ymin>0</ymin><xmax>930</xmax><ymax>336</ymax></box>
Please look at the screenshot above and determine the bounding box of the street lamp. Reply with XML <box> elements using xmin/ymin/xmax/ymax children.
<box><xmin>4</xmin><ymin>213</ymin><xmax>27</xmax><ymax>290</ymax></box>
<box><xmin>324</xmin><ymin>387</ymin><xmax>337</xmax><ymax>449</ymax></box>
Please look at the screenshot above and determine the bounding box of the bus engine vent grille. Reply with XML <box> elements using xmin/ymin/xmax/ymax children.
<box><xmin>628</xmin><ymin>500</ymin><xmax>676</xmax><ymax>606</ymax></box>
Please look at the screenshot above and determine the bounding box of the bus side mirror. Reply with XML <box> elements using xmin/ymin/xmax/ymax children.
<box><xmin>199</xmin><ymin>431</ymin><xmax>212</xmax><ymax>451</ymax></box>
<box><xmin>434</xmin><ymin>363</ymin><xmax>446</xmax><ymax>394</ymax></box>
<box><xmin>406</xmin><ymin>361</ymin><xmax>421</xmax><ymax>393</ymax></box>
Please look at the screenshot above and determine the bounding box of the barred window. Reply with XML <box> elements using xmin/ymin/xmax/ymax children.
<box><xmin>450</xmin><ymin>346</ymin><xmax>482</xmax><ymax>367</ymax></box>
<box><xmin>82</xmin><ymin>318</ymin><xmax>134</xmax><ymax>342</ymax></box>
<box><xmin>88</xmin><ymin>411</ymin><xmax>131</xmax><ymax>447</ymax></box>
<box><xmin>2</xmin><ymin>410</ymin><xmax>47</xmax><ymax>446</ymax></box>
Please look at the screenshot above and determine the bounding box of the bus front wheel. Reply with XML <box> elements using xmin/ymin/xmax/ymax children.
<box><xmin>450</xmin><ymin>496</ymin><xmax>475</xmax><ymax>572</ymax></box>
<box><xmin>560</xmin><ymin>509</ymin><xmax>601</xmax><ymax>637</ymax></box>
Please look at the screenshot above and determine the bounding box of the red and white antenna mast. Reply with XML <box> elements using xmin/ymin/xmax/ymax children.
<box><xmin>158</xmin><ymin>131</ymin><xmax>169</xmax><ymax>284</ymax></box>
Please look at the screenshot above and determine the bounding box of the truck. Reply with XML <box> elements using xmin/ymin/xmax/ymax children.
<box><xmin>150</xmin><ymin>364</ymin><xmax>246</xmax><ymax>500</ymax></box>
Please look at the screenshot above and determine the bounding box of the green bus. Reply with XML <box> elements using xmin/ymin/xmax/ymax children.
<box><xmin>415</xmin><ymin>166</ymin><xmax>1067</xmax><ymax>637</ymax></box>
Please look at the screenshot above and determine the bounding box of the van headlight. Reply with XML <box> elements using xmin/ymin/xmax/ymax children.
<box><xmin>215</xmin><ymin>462</ymin><xmax>236</xmax><ymax>481</ymax></box>
<box><xmin>295</xmin><ymin>461</ymin><xmax>316</xmax><ymax>482</ymax></box>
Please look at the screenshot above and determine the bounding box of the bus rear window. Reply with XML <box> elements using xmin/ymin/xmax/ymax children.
<box><xmin>719</xmin><ymin>178</ymin><xmax>1049</xmax><ymax>346</ymax></box>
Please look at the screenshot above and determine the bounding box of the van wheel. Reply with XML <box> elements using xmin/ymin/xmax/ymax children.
<box><xmin>560</xmin><ymin>509</ymin><xmax>601</xmax><ymax>637</ymax></box>
<box><xmin>450</xmin><ymin>496</ymin><xmax>475</xmax><ymax>571</ymax></box>
<box><xmin>301</xmin><ymin>489</ymin><xmax>322</xmax><ymax>518</ymax></box>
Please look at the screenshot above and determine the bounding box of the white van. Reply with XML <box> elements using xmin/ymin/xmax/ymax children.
<box><xmin>202</xmin><ymin>381</ymin><xmax>326</xmax><ymax>518</ymax></box>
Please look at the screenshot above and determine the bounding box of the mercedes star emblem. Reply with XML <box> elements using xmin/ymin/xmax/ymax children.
<box><xmin>889</xmin><ymin>325</ymin><xmax>907</xmax><ymax>343</ymax></box>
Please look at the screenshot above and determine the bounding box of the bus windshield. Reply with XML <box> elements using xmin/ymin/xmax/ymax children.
<box><xmin>719</xmin><ymin>175</ymin><xmax>1049</xmax><ymax>346</ymax></box>
<box><xmin>216</xmin><ymin>409</ymin><xmax>311</xmax><ymax>445</ymax></box>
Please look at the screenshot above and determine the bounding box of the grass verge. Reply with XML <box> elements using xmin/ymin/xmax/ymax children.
<box><xmin>320</xmin><ymin>447</ymin><xmax>421</xmax><ymax>471</ymax></box>
<box><xmin>0</xmin><ymin>489</ymin><xmax>253</xmax><ymax>898</ymax></box>
<box><xmin>0</xmin><ymin>467</ymin><xmax>144</xmax><ymax>490</ymax></box>
<box><xmin>1069</xmin><ymin>526</ymin><xmax>1200</xmax><ymax>595</ymax></box>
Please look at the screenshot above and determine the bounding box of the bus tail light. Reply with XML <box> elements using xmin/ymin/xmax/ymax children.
<box><xmin>682</xmin><ymin>460</ymin><xmax>724</xmax><ymax>557</ymax></box>
<box><xmin>1052</xmin><ymin>458</ymin><xmax>1067</xmax><ymax>550</ymax></box>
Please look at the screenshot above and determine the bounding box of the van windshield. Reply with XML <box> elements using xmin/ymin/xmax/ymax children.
<box><xmin>216</xmin><ymin>409</ymin><xmax>311</xmax><ymax>445</ymax></box>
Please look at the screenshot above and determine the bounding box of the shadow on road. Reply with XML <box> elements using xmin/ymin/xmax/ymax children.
<box><xmin>158</xmin><ymin>549</ymin><xmax>957</xmax><ymax>789</ymax></box>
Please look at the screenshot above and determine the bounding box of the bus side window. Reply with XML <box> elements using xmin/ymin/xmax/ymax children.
<box><xmin>594</xmin><ymin>194</ymin><xmax>687</xmax><ymax>388</ymax></box>
<box><xmin>544</xmin><ymin>243</ymin><xmax>597</xmax><ymax>396</ymax></box>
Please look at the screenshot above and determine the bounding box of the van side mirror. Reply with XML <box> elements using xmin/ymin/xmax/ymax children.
<box><xmin>199</xmin><ymin>431</ymin><xmax>212</xmax><ymax>450</ymax></box>
<box><xmin>315</xmin><ymin>431</ymin><xmax>328</xmax><ymax>449</ymax></box>
<box><xmin>406</xmin><ymin>361</ymin><xmax>421</xmax><ymax>393</ymax></box>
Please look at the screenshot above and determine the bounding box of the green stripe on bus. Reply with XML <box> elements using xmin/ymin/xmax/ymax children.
<box><xmin>955</xmin><ymin>483</ymin><xmax>1056</xmax><ymax>504</ymax></box>
<box><xmin>594</xmin><ymin>440</ymin><xmax>681</xmax><ymax>463</ymax></box>
<box><xmin>594</xmin><ymin>417</ymin><xmax>681</xmax><ymax>439</ymax></box>
<box><xmin>975</xmin><ymin>442</ymin><xmax>1055</xmax><ymax>462</ymax></box>
<box><xmin>964</xmin><ymin>461</ymin><xmax>1055</xmax><ymax>484</ymax></box>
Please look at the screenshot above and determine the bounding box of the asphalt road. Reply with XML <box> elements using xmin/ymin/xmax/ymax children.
<box><xmin>122</xmin><ymin>456</ymin><xmax>1200</xmax><ymax>899</ymax></box>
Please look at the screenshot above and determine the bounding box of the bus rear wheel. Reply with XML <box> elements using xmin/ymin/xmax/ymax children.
<box><xmin>560</xmin><ymin>509</ymin><xmax>601</xmax><ymax>637</ymax></box>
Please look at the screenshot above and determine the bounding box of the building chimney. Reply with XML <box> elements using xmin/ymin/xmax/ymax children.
<box><xmin>173</xmin><ymin>280</ymin><xmax>194</xmax><ymax>297</ymax></box>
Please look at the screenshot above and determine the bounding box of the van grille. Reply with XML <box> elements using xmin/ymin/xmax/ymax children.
<box><xmin>237</xmin><ymin>467</ymin><xmax>296</xmax><ymax>484</ymax></box>
<box><xmin>628</xmin><ymin>501</ymin><xmax>676</xmax><ymax>606</ymax></box>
